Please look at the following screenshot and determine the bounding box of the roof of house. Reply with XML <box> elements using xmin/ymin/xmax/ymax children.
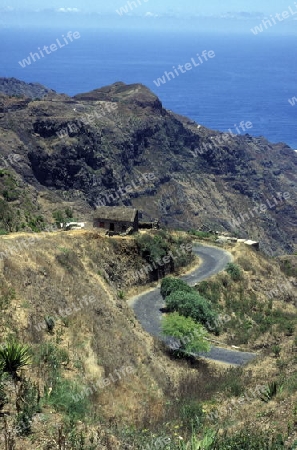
<box><xmin>94</xmin><ymin>206</ymin><xmax>138</xmax><ymax>222</ymax></box>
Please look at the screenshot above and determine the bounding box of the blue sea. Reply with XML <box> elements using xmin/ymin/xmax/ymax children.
<box><xmin>1</xmin><ymin>29</ymin><xmax>297</xmax><ymax>148</ymax></box>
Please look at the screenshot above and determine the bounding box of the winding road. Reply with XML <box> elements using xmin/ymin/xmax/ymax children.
<box><xmin>129</xmin><ymin>244</ymin><xmax>257</xmax><ymax>366</ymax></box>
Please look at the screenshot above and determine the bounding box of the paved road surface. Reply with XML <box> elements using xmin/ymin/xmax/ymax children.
<box><xmin>129</xmin><ymin>244</ymin><xmax>257</xmax><ymax>366</ymax></box>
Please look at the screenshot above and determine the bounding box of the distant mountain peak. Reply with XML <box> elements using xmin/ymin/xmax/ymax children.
<box><xmin>0</xmin><ymin>77</ymin><xmax>56</xmax><ymax>99</ymax></box>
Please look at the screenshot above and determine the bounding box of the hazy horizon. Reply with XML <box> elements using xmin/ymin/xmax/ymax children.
<box><xmin>1</xmin><ymin>0</ymin><xmax>297</xmax><ymax>33</ymax></box>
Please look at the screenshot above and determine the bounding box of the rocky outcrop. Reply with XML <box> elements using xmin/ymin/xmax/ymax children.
<box><xmin>0</xmin><ymin>78</ymin><xmax>296</xmax><ymax>255</ymax></box>
<box><xmin>0</xmin><ymin>77</ymin><xmax>56</xmax><ymax>99</ymax></box>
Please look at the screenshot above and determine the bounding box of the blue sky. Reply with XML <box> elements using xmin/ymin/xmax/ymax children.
<box><xmin>1</xmin><ymin>0</ymin><xmax>297</xmax><ymax>31</ymax></box>
<box><xmin>1</xmin><ymin>0</ymin><xmax>296</xmax><ymax>14</ymax></box>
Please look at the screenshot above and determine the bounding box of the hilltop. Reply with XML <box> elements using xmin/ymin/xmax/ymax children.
<box><xmin>0</xmin><ymin>77</ymin><xmax>296</xmax><ymax>255</ymax></box>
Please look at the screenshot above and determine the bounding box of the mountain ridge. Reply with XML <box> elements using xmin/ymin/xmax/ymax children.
<box><xmin>0</xmin><ymin>77</ymin><xmax>296</xmax><ymax>255</ymax></box>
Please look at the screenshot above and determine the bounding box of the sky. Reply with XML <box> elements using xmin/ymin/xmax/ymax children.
<box><xmin>2</xmin><ymin>0</ymin><xmax>297</xmax><ymax>14</ymax></box>
<box><xmin>1</xmin><ymin>0</ymin><xmax>297</xmax><ymax>31</ymax></box>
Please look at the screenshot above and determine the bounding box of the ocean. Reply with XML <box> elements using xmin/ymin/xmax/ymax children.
<box><xmin>1</xmin><ymin>29</ymin><xmax>297</xmax><ymax>148</ymax></box>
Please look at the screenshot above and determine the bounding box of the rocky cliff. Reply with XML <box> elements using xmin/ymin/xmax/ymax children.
<box><xmin>0</xmin><ymin>78</ymin><xmax>296</xmax><ymax>255</ymax></box>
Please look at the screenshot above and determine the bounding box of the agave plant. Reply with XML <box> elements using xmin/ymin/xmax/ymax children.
<box><xmin>45</xmin><ymin>316</ymin><xmax>55</xmax><ymax>334</ymax></box>
<box><xmin>179</xmin><ymin>430</ymin><xmax>216</xmax><ymax>450</ymax></box>
<box><xmin>260</xmin><ymin>381</ymin><xmax>283</xmax><ymax>403</ymax></box>
<box><xmin>0</xmin><ymin>340</ymin><xmax>31</xmax><ymax>379</ymax></box>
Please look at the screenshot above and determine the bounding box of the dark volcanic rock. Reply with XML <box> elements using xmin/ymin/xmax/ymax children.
<box><xmin>0</xmin><ymin>79</ymin><xmax>296</xmax><ymax>255</ymax></box>
<box><xmin>0</xmin><ymin>77</ymin><xmax>56</xmax><ymax>99</ymax></box>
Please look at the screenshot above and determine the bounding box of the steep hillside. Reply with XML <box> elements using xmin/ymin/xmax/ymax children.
<box><xmin>0</xmin><ymin>230</ymin><xmax>194</xmax><ymax>448</ymax></box>
<box><xmin>0</xmin><ymin>78</ymin><xmax>296</xmax><ymax>255</ymax></box>
<box><xmin>0</xmin><ymin>231</ymin><xmax>297</xmax><ymax>448</ymax></box>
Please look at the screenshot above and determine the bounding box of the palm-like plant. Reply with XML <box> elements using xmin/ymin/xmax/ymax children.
<box><xmin>178</xmin><ymin>430</ymin><xmax>216</xmax><ymax>449</ymax></box>
<box><xmin>0</xmin><ymin>341</ymin><xmax>31</xmax><ymax>379</ymax></box>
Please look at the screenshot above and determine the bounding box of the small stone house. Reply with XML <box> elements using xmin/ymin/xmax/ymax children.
<box><xmin>93</xmin><ymin>206</ymin><xmax>139</xmax><ymax>233</ymax></box>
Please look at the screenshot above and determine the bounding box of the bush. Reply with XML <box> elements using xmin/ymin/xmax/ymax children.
<box><xmin>160</xmin><ymin>277</ymin><xmax>193</xmax><ymax>299</ymax></box>
<box><xmin>0</xmin><ymin>340</ymin><xmax>31</xmax><ymax>379</ymax></box>
<box><xmin>53</xmin><ymin>210</ymin><xmax>66</xmax><ymax>226</ymax></box>
<box><xmin>225</xmin><ymin>263</ymin><xmax>242</xmax><ymax>281</ymax></box>
<box><xmin>165</xmin><ymin>290</ymin><xmax>218</xmax><ymax>332</ymax></box>
<box><xmin>27</xmin><ymin>215</ymin><xmax>45</xmax><ymax>232</ymax></box>
<box><xmin>161</xmin><ymin>312</ymin><xmax>210</xmax><ymax>355</ymax></box>
<box><xmin>135</xmin><ymin>232</ymin><xmax>169</xmax><ymax>263</ymax></box>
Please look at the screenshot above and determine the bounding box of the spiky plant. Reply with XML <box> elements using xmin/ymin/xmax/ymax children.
<box><xmin>260</xmin><ymin>381</ymin><xmax>283</xmax><ymax>403</ymax></box>
<box><xmin>178</xmin><ymin>430</ymin><xmax>216</xmax><ymax>449</ymax></box>
<box><xmin>45</xmin><ymin>316</ymin><xmax>55</xmax><ymax>334</ymax></box>
<box><xmin>0</xmin><ymin>341</ymin><xmax>31</xmax><ymax>379</ymax></box>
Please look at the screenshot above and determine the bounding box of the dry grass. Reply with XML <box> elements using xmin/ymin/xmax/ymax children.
<box><xmin>0</xmin><ymin>233</ymin><xmax>296</xmax><ymax>448</ymax></box>
<box><xmin>0</xmin><ymin>230</ymin><xmax>199</xmax><ymax>448</ymax></box>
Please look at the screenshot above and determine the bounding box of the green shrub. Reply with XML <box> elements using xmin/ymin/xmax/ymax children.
<box><xmin>161</xmin><ymin>312</ymin><xmax>210</xmax><ymax>355</ymax></box>
<box><xmin>225</xmin><ymin>263</ymin><xmax>242</xmax><ymax>281</ymax></box>
<box><xmin>135</xmin><ymin>232</ymin><xmax>169</xmax><ymax>263</ymax></box>
<box><xmin>27</xmin><ymin>215</ymin><xmax>45</xmax><ymax>232</ymax></box>
<box><xmin>53</xmin><ymin>210</ymin><xmax>66</xmax><ymax>226</ymax></box>
<box><xmin>165</xmin><ymin>290</ymin><xmax>218</xmax><ymax>332</ymax></box>
<box><xmin>160</xmin><ymin>277</ymin><xmax>193</xmax><ymax>299</ymax></box>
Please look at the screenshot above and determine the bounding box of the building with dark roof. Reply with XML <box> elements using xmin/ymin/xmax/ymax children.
<box><xmin>93</xmin><ymin>206</ymin><xmax>139</xmax><ymax>233</ymax></box>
